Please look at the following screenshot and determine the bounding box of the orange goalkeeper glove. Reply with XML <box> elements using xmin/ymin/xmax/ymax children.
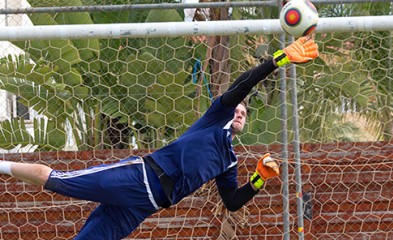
<box><xmin>250</xmin><ymin>153</ymin><xmax>280</xmax><ymax>189</ymax></box>
<box><xmin>273</xmin><ymin>36</ymin><xmax>319</xmax><ymax>67</ymax></box>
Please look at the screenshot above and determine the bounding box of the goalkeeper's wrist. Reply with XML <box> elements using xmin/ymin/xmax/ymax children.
<box><xmin>250</xmin><ymin>172</ymin><xmax>265</xmax><ymax>190</ymax></box>
<box><xmin>273</xmin><ymin>50</ymin><xmax>291</xmax><ymax>67</ymax></box>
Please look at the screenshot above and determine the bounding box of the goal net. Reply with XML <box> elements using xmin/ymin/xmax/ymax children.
<box><xmin>0</xmin><ymin>0</ymin><xmax>393</xmax><ymax>239</ymax></box>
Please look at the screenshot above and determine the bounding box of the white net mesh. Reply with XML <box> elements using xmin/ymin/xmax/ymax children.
<box><xmin>0</xmin><ymin>0</ymin><xmax>393</xmax><ymax>239</ymax></box>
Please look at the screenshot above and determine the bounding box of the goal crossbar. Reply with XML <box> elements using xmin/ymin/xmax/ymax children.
<box><xmin>0</xmin><ymin>15</ymin><xmax>392</xmax><ymax>41</ymax></box>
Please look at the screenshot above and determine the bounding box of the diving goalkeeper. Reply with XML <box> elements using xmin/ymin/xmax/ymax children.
<box><xmin>0</xmin><ymin>36</ymin><xmax>318</xmax><ymax>239</ymax></box>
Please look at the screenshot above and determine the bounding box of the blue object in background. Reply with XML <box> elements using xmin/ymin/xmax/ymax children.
<box><xmin>192</xmin><ymin>59</ymin><xmax>213</xmax><ymax>103</ymax></box>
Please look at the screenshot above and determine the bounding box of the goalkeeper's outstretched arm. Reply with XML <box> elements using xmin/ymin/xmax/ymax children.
<box><xmin>220</xmin><ymin>36</ymin><xmax>318</xmax><ymax>108</ymax></box>
<box><xmin>220</xmin><ymin>59</ymin><xmax>276</xmax><ymax>108</ymax></box>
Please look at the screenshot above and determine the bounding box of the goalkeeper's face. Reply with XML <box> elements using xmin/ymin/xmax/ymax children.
<box><xmin>231</xmin><ymin>103</ymin><xmax>247</xmax><ymax>134</ymax></box>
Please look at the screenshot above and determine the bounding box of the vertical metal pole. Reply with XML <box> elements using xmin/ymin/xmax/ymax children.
<box><xmin>288</xmin><ymin>35</ymin><xmax>305</xmax><ymax>240</ymax></box>
<box><xmin>279</xmin><ymin>34</ymin><xmax>291</xmax><ymax>240</ymax></box>
<box><xmin>277</xmin><ymin>2</ymin><xmax>290</xmax><ymax>240</ymax></box>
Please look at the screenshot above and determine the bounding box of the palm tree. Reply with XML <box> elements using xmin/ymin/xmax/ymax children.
<box><xmin>317</xmin><ymin>1</ymin><xmax>393</xmax><ymax>141</ymax></box>
<box><xmin>0</xmin><ymin>0</ymin><xmax>203</xmax><ymax>150</ymax></box>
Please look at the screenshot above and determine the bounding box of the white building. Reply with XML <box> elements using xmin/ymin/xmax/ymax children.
<box><xmin>0</xmin><ymin>0</ymin><xmax>41</xmax><ymax>152</ymax></box>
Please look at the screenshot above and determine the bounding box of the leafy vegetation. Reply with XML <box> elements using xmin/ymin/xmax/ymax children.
<box><xmin>0</xmin><ymin>0</ymin><xmax>391</xmax><ymax>151</ymax></box>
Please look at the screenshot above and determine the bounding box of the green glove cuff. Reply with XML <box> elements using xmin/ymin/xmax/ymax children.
<box><xmin>250</xmin><ymin>172</ymin><xmax>265</xmax><ymax>189</ymax></box>
<box><xmin>273</xmin><ymin>50</ymin><xmax>291</xmax><ymax>67</ymax></box>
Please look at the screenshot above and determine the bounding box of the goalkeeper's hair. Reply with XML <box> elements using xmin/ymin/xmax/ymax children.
<box><xmin>240</xmin><ymin>99</ymin><xmax>248</xmax><ymax>108</ymax></box>
<box><xmin>240</xmin><ymin>98</ymin><xmax>251</xmax><ymax>116</ymax></box>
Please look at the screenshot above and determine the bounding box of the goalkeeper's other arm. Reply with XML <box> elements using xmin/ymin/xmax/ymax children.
<box><xmin>217</xmin><ymin>183</ymin><xmax>260</xmax><ymax>212</ymax></box>
<box><xmin>216</xmin><ymin>154</ymin><xmax>280</xmax><ymax>211</ymax></box>
<box><xmin>250</xmin><ymin>153</ymin><xmax>280</xmax><ymax>191</ymax></box>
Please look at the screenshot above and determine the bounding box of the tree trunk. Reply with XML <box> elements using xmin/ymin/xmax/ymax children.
<box><xmin>208</xmin><ymin>5</ymin><xmax>231</xmax><ymax>98</ymax></box>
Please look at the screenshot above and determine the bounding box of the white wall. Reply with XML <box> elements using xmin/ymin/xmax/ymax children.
<box><xmin>0</xmin><ymin>0</ymin><xmax>33</xmax><ymax>121</ymax></box>
<box><xmin>0</xmin><ymin>0</ymin><xmax>39</xmax><ymax>153</ymax></box>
